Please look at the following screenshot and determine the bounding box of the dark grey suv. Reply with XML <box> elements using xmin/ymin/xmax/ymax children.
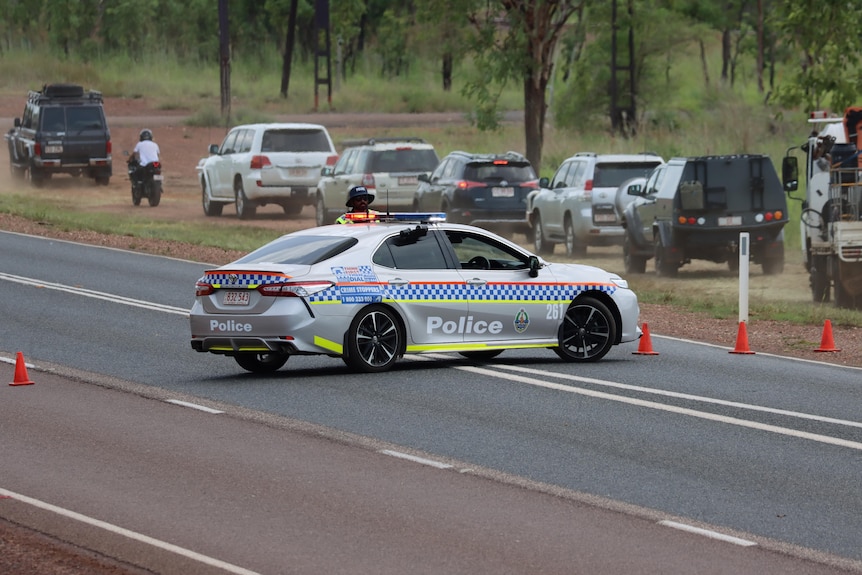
<box><xmin>413</xmin><ymin>150</ymin><xmax>538</xmax><ymax>235</ymax></box>
<box><xmin>5</xmin><ymin>83</ymin><xmax>112</xmax><ymax>187</ymax></box>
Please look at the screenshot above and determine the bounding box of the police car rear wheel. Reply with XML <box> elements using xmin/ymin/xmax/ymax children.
<box><xmin>346</xmin><ymin>305</ymin><xmax>403</xmax><ymax>373</ymax></box>
<box><xmin>554</xmin><ymin>296</ymin><xmax>616</xmax><ymax>363</ymax></box>
<box><xmin>234</xmin><ymin>352</ymin><xmax>289</xmax><ymax>373</ymax></box>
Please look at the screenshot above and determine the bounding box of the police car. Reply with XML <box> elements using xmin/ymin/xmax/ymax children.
<box><xmin>189</xmin><ymin>213</ymin><xmax>641</xmax><ymax>373</ymax></box>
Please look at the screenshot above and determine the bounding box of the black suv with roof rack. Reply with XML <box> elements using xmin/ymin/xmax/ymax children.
<box><xmin>413</xmin><ymin>150</ymin><xmax>539</xmax><ymax>236</ymax></box>
<box><xmin>5</xmin><ymin>83</ymin><xmax>112</xmax><ymax>187</ymax></box>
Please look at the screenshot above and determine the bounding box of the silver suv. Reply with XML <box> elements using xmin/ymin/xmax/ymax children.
<box><xmin>314</xmin><ymin>137</ymin><xmax>439</xmax><ymax>225</ymax></box>
<box><xmin>526</xmin><ymin>152</ymin><xmax>664</xmax><ymax>256</ymax></box>
<box><xmin>197</xmin><ymin>123</ymin><xmax>337</xmax><ymax>219</ymax></box>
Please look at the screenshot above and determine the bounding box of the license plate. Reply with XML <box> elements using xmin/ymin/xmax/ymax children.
<box><xmin>153</xmin><ymin>174</ymin><xmax>163</xmax><ymax>181</ymax></box>
<box><xmin>594</xmin><ymin>213</ymin><xmax>616</xmax><ymax>223</ymax></box>
<box><xmin>288</xmin><ymin>168</ymin><xmax>307</xmax><ymax>176</ymax></box>
<box><xmin>223</xmin><ymin>291</ymin><xmax>250</xmax><ymax>305</ymax></box>
<box><xmin>398</xmin><ymin>176</ymin><xmax>418</xmax><ymax>185</ymax></box>
<box><xmin>718</xmin><ymin>216</ymin><xmax>742</xmax><ymax>226</ymax></box>
<box><xmin>492</xmin><ymin>186</ymin><xmax>514</xmax><ymax>197</ymax></box>
<box><xmin>45</xmin><ymin>145</ymin><xmax>63</xmax><ymax>154</ymax></box>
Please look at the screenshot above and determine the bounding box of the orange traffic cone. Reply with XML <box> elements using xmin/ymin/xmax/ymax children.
<box><xmin>814</xmin><ymin>319</ymin><xmax>841</xmax><ymax>352</ymax></box>
<box><xmin>729</xmin><ymin>321</ymin><xmax>755</xmax><ymax>354</ymax></box>
<box><xmin>9</xmin><ymin>352</ymin><xmax>34</xmax><ymax>386</ymax></box>
<box><xmin>633</xmin><ymin>322</ymin><xmax>659</xmax><ymax>355</ymax></box>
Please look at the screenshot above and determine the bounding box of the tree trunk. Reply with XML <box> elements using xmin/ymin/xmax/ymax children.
<box><xmin>280</xmin><ymin>0</ymin><xmax>299</xmax><ymax>98</ymax></box>
<box><xmin>523</xmin><ymin>68</ymin><xmax>545</xmax><ymax>175</ymax></box>
<box><xmin>699</xmin><ymin>39</ymin><xmax>710</xmax><ymax>87</ymax></box>
<box><xmin>756</xmin><ymin>0</ymin><xmax>764</xmax><ymax>93</ymax></box>
<box><xmin>442</xmin><ymin>52</ymin><xmax>452</xmax><ymax>91</ymax></box>
<box><xmin>721</xmin><ymin>28</ymin><xmax>730</xmax><ymax>82</ymax></box>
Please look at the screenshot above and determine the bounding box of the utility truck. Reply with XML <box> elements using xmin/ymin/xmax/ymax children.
<box><xmin>782</xmin><ymin>107</ymin><xmax>862</xmax><ymax>309</ymax></box>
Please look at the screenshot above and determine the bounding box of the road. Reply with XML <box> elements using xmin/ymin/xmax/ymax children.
<box><xmin>1</xmin><ymin>230</ymin><xmax>862</xmax><ymax>573</ymax></box>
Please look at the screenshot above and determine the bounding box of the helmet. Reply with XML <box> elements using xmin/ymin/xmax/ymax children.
<box><xmin>139</xmin><ymin>129</ymin><xmax>153</xmax><ymax>142</ymax></box>
<box><xmin>346</xmin><ymin>185</ymin><xmax>374</xmax><ymax>207</ymax></box>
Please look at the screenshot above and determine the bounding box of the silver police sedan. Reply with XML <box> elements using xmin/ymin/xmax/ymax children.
<box><xmin>189</xmin><ymin>213</ymin><xmax>641</xmax><ymax>373</ymax></box>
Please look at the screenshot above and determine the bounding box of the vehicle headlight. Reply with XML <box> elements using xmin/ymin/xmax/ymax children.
<box><xmin>610</xmin><ymin>276</ymin><xmax>629</xmax><ymax>289</ymax></box>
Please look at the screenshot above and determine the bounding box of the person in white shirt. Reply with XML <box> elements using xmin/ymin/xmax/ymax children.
<box><xmin>133</xmin><ymin>129</ymin><xmax>160</xmax><ymax>166</ymax></box>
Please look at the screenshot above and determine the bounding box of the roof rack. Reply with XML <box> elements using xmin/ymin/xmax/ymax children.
<box><xmin>27</xmin><ymin>83</ymin><xmax>103</xmax><ymax>105</ymax></box>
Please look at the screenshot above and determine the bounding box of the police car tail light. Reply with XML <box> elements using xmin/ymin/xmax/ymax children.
<box><xmin>258</xmin><ymin>281</ymin><xmax>333</xmax><ymax>297</ymax></box>
<box><xmin>250</xmin><ymin>155</ymin><xmax>272</xmax><ymax>170</ymax></box>
<box><xmin>195</xmin><ymin>281</ymin><xmax>215</xmax><ymax>296</ymax></box>
<box><xmin>362</xmin><ymin>174</ymin><xmax>376</xmax><ymax>187</ymax></box>
<box><xmin>326</xmin><ymin>154</ymin><xmax>338</xmax><ymax>166</ymax></box>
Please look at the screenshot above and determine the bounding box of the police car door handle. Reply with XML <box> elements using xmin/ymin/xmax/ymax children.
<box><xmin>388</xmin><ymin>278</ymin><xmax>409</xmax><ymax>286</ymax></box>
<box><xmin>466</xmin><ymin>278</ymin><xmax>487</xmax><ymax>286</ymax></box>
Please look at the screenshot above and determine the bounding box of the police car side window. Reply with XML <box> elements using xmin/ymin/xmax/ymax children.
<box><xmin>377</xmin><ymin>233</ymin><xmax>448</xmax><ymax>269</ymax></box>
<box><xmin>445</xmin><ymin>231</ymin><xmax>528</xmax><ymax>270</ymax></box>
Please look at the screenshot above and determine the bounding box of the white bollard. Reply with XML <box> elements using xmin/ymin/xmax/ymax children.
<box><xmin>738</xmin><ymin>232</ymin><xmax>749</xmax><ymax>324</ymax></box>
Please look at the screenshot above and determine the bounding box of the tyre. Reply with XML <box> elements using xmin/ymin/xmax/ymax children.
<box><xmin>554</xmin><ymin>296</ymin><xmax>617</xmax><ymax>362</ymax></box>
<box><xmin>315</xmin><ymin>194</ymin><xmax>331</xmax><ymax>226</ymax></box>
<box><xmin>345</xmin><ymin>305</ymin><xmax>403</xmax><ymax>373</ymax></box>
<box><xmin>458</xmin><ymin>350</ymin><xmax>504</xmax><ymax>360</ymax></box>
<box><xmin>234</xmin><ymin>352</ymin><xmax>289</xmax><ymax>373</ymax></box>
<box><xmin>147</xmin><ymin>181</ymin><xmax>162</xmax><ymax>207</ymax></box>
<box><xmin>202</xmin><ymin>179</ymin><xmax>223</xmax><ymax>216</ymax></box>
<box><xmin>623</xmin><ymin>232</ymin><xmax>646</xmax><ymax>274</ymax></box>
<box><xmin>28</xmin><ymin>167</ymin><xmax>45</xmax><ymax>188</ymax></box>
<box><xmin>131</xmin><ymin>184</ymin><xmax>142</xmax><ymax>206</ymax></box>
<box><xmin>810</xmin><ymin>254</ymin><xmax>830</xmax><ymax>303</ymax></box>
<box><xmin>281</xmin><ymin>201</ymin><xmax>303</xmax><ymax>216</ymax></box>
<box><xmin>532</xmin><ymin>213</ymin><xmax>555</xmax><ymax>255</ymax></box>
<box><xmin>564</xmin><ymin>216</ymin><xmax>586</xmax><ymax>258</ymax></box>
<box><xmin>654</xmin><ymin>234</ymin><xmax>678</xmax><ymax>277</ymax></box>
<box><xmin>235</xmin><ymin>180</ymin><xmax>256</xmax><ymax>219</ymax></box>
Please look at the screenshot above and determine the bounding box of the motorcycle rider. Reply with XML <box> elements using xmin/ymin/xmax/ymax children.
<box><xmin>336</xmin><ymin>186</ymin><xmax>378</xmax><ymax>223</ymax></box>
<box><xmin>129</xmin><ymin>128</ymin><xmax>161</xmax><ymax>185</ymax></box>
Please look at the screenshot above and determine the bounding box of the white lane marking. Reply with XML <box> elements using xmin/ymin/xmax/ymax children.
<box><xmin>458</xmin><ymin>365</ymin><xmax>862</xmax><ymax>451</ymax></box>
<box><xmin>0</xmin><ymin>487</ymin><xmax>261</xmax><ymax>575</ymax></box>
<box><xmin>0</xmin><ymin>272</ymin><xmax>188</xmax><ymax>316</ymax></box>
<box><xmin>494</xmin><ymin>364</ymin><xmax>862</xmax><ymax>430</ymax></box>
<box><xmin>380</xmin><ymin>449</ymin><xmax>453</xmax><ymax>469</ymax></box>
<box><xmin>166</xmin><ymin>399</ymin><xmax>224</xmax><ymax>414</ymax></box>
<box><xmin>659</xmin><ymin>520</ymin><xmax>757</xmax><ymax>546</ymax></box>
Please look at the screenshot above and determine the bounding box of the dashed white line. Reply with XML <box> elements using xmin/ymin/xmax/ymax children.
<box><xmin>659</xmin><ymin>520</ymin><xmax>757</xmax><ymax>547</ymax></box>
<box><xmin>379</xmin><ymin>449</ymin><xmax>453</xmax><ymax>469</ymax></box>
<box><xmin>0</xmin><ymin>487</ymin><xmax>261</xmax><ymax>575</ymax></box>
<box><xmin>166</xmin><ymin>399</ymin><xmax>224</xmax><ymax>414</ymax></box>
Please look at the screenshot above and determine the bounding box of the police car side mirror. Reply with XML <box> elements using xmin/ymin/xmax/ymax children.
<box><xmin>627</xmin><ymin>183</ymin><xmax>642</xmax><ymax>196</ymax></box>
<box><xmin>528</xmin><ymin>255</ymin><xmax>540</xmax><ymax>277</ymax></box>
<box><xmin>14</xmin><ymin>118</ymin><xmax>20</xmax><ymax>128</ymax></box>
<box><xmin>208</xmin><ymin>144</ymin><xmax>219</xmax><ymax>155</ymax></box>
<box><xmin>418</xmin><ymin>173</ymin><xmax>430</xmax><ymax>183</ymax></box>
<box><xmin>539</xmin><ymin>176</ymin><xmax>549</xmax><ymax>188</ymax></box>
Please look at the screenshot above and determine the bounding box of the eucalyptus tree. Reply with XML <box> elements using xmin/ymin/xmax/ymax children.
<box><xmin>771</xmin><ymin>0</ymin><xmax>862</xmax><ymax>112</ymax></box>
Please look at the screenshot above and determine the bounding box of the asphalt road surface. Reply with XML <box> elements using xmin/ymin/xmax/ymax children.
<box><xmin>2</xmin><ymin>231</ymin><xmax>862</xmax><ymax>574</ymax></box>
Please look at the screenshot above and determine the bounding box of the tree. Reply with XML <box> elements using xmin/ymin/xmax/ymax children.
<box><xmin>463</xmin><ymin>0</ymin><xmax>584</xmax><ymax>174</ymax></box>
<box><xmin>771</xmin><ymin>0</ymin><xmax>862</xmax><ymax>112</ymax></box>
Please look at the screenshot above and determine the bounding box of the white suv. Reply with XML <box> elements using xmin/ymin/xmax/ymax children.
<box><xmin>314</xmin><ymin>137</ymin><xmax>439</xmax><ymax>225</ymax></box>
<box><xmin>197</xmin><ymin>123</ymin><xmax>337</xmax><ymax>219</ymax></box>
<box><xmin>526</xmin><ymin>152</ymin><xmax>664</xmax><ymax>256</ymax></box>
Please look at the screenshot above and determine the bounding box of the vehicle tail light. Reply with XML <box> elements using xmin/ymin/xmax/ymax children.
<box><xmin>584</xmin><ymin>180</ymin><xmax>593</xmax><ymax>191</ymax></box>
<box><xmin>362</xmin><ymin>174</ymin><xmax>376</xmax><ymax>187</ymax></box>
<box><xmin>326</xmin><ymin>154</ymin><xmax>338</xmax><ymax>166</ymax></box>
<box><xmin>195</xmin><ymin>281</ymin><xmax>215</xmax><ymax>296</ymax></box>
<box><xmin>456</xmin><ymin>180</ymin><xmax>485</xmax><ymax>189</ymax></box>
<box><xmin>34</xmin><ymin>142</ymin><xmax>42</xmax><ymax>157</ymax></box>
<box><xmin>250</xmin><ymin>155</ymin><xmax>272</xmax><ymax>170</ymax></box>
<box><xmin>395</xmin><ymin>146</ymin><xmax>413</xmax><ymax>151</ymax></box>
<box><xmin>493</xmin><ymin>160</ymin><xmax>509</xmax><ymax>165</ymax></box>
<box><xmin>258</xmin><ymin>281</ymin><xmax>334</xmax><ymax>297</ymax></box>
<box><xmin>106</xmin><ymin>140</ymin><xmax>112</xmax><ymax>155</ymax></box>
<box><xmin>522</xmin><ymin>179</ymin><xmax>539</xmax><ymax>189</ymax></box>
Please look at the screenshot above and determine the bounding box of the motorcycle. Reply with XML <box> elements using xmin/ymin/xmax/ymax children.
<box><xmin>127</xmin><ymin>156</ymin><xmax>163</xmax><ymax>207</ymax></box>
